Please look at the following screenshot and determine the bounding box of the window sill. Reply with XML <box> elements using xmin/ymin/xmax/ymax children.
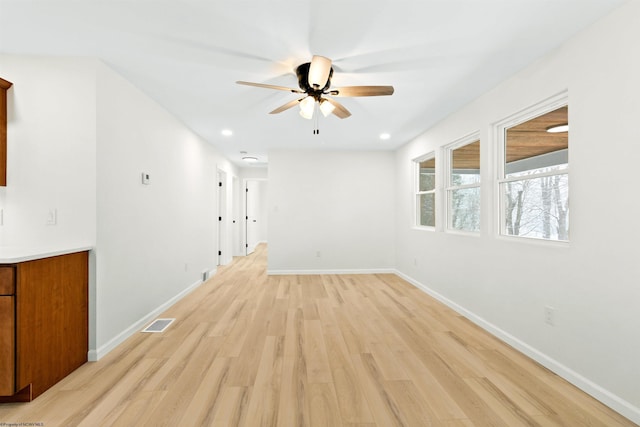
<box><xmin>413</xmin><ymin>225</ymin><xmax>436</xmax><ymax>232</ymax></box>
<box><xmin>445</xmin><ymin>229</ymin><xmax>481</xmax><ymax>238</ymax></box>
<box><xmin>496</xmin><ymin>234</ymin><xmax>570</xmax><ymax>248</ymax></box>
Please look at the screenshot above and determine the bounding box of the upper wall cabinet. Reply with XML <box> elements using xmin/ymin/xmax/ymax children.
<box><xmin>1</xmin><ymin>77</ymin><xmax>13</xmax><ymax>187</ymax></box>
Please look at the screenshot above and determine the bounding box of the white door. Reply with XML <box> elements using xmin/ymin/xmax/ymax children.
<box><xmin>245</xmin><ymin>180</ymin><xmax>260</xmax><ymax>255</ymax></box>
<box><xmin>217</xmin><ymin>171</ymin><xmax>225</xmax><ymax>265</ymax></box>
<box><xmin>232</xmin><ymin>176</ymin><xmax>241</xmax><ymax>256</ymax></box>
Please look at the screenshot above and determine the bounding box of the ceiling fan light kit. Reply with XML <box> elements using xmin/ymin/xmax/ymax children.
<box><xmin>299</xmin><ymin>96</ymin><xmax>315</xmax><ymax>119</ymax></box>
<box><xmin>319</xmin><ymin>99</ymin><xmax>335</xmax><ymax>117</ymax></box>
<box><xmin>236</xmin><ymin>54</ymin><xmax>394</xmax><ymax>133</ymax></box>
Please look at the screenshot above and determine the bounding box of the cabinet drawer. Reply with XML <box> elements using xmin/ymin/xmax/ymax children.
<box><xmin>0</xmin><ymin>267</ymin><xmax>15</xmax><ymax>295</ymax></box>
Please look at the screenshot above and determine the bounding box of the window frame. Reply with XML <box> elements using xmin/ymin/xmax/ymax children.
<box><xmin>494</xmin><ymin>91</ymin><xmax>569</xmax><ymax>244</ymax></box>
<box><xmin>414</xmin><ymin>152</ymin><xmax>437</xmax><ymax>230</ymax></box>
<box><xmin>444</xmin><ymin>133</ymin><xmax>481</xmax><ymax>235</ymax></box>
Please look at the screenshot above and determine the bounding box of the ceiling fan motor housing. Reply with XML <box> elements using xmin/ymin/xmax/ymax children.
<box><xmin>296</xmin><ymin>62</ymin><xmax>333</xmax><ymax>99</ymax></box>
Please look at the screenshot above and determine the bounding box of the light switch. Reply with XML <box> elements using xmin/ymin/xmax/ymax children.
<box><xmin>142</xmin><ymin>172</ymin><xmax>151</xmax><ymax>185</ymax></box>
<box><xmin>47</xmin><ymin>208</ymin><xmax>57</xmax><ymax>225</ymax></box>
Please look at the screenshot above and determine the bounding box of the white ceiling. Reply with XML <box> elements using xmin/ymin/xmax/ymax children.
<box><xmin>0</xmin><ymin>0</ymin><xmax>626</xmax><ymax>166</ymax></box>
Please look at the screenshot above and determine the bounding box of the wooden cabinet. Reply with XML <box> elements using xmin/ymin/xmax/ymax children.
<box><xmin>0</xmin><ymin>251</ymin><xmax>88</xmax><ymax>402</ymax></box>
<box><xmin>0</xmin><ymin>77</ymin><xmax>12</xmax><ymax>187</ymax></box>
<box><xmin>0</xmin><ymin>267</ymin><xmax>15</xmax><ymax>396</ymax></box>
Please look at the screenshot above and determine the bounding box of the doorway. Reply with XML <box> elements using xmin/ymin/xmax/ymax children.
<box><xmin>244</xmin><ymin>179</ymin><xmax>267</xmax><ymax>255</ymax></box>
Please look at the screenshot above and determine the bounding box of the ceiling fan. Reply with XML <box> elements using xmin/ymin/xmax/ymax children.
<box><xmin>237</xmin><ymin>55</ymin><xmax>394</xmax><ymax>132</ymax></box>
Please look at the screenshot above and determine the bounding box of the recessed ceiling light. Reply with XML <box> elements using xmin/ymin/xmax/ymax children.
<box><xmin>221</xmin><ymin>129</ymin><xmax>233</xmax><ymax>136</ymax></box>
<box><xmin>379</xmin><ymin>133</ymin><xmax>391</xmax><ymax>140</ymax></box>
<box><xmin>242</xmin><ymin>156</ymin><xmax>258</xmax><ymax>163</ymax></box>
<box><xmin>546</xmin><ymin>124</ymin><xmax>569</xmax><ymax>133</ymax></box>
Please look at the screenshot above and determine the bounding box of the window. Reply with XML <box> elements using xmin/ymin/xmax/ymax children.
<box><xmin>498</xmin><ymin>101</ymin><xmax>569</xmax><ymax>241</ymax></box>
<box><xmin>446</xmin><ymin>137</ymin><xmax>480</xmax><ymax>232</ymax></box>
<box><xmin>415</xmin><ymin>154</ymin><xmax>436</xmax><ymax>227</ymax></box>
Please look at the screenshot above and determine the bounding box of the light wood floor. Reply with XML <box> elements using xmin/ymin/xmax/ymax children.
<box><xmin>0</xmin><ymin>244</ymin><xmax>636</xmax><ymax>426</ymax></box>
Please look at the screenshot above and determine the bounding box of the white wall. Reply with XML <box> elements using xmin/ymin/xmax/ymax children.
<box><xmin>0</xmin><ymin>55</ymin><xmax>238</xmax><ymax>360</ymax></box>
<box><xmin>394</xmin><ymin>1</ymin><xmax>640</xmax><ymax>422</ymax></box>
<box><xmin>268</xmin><ymin>150</ymin><xmax>395</xmax><ymax>273</ymax></box>
<box><xmin>0</xmin><ymin>56</ymin><xmax>97</xmax><ymax>247</ymax></box>
<box><xmin>240</xmin><ymin>166</ymin><xmax>268</xmax><ymax>180</ymax></box>
<box><xmin>95</xmin><ymin>63</ymin><xmax>238</xmax><ymax>357</ymax></box>
<box><xmin>257</xmin><ymin>180</ymin><xmax>268</xmax><ymax>243</ymax></box>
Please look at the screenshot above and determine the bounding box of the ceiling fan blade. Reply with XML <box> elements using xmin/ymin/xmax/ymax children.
<box><xmin>269</xmin><ymin>98</ymin><xmax>304</xmax><ymax>114</ymax></box>
<box><xmin>324</xmin><ymin>98</ymin><xmax>352</xmax><ymax>119</ymax></box>
<box><xmin>330</xmin><ymin>86</ymin><xmax>395</xmax><ymax>97</ymax></box>
<box><xmin>308</xmin><ymin>55</ymin><xmax>332</xmax><ymax>89</ymax></box>
<box><xmin>236</xmin><ymin>81</ymin><xmax>303</xmax><ymax>93</ymax></box>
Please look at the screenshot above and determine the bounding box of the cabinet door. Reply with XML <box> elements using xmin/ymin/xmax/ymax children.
<box><xmin>0</xmin><ymin>267</ymin><xmax>15</xmax><ymax>295</ymax></box>
<box><xmin>0</xmin><ymin>296</ymin><xmax>15</xmax><ymax>395</ymax></box>
<box><xmin>16</xmin><ymin>252</ymin><xmax>88</xmax><ymax>397</ymax></box>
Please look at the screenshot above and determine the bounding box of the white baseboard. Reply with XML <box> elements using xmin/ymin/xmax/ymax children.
<box><xmin>394</xmin><ymin>270</ymin><xmax>640</xmax><ymax>426</ymax></box>
<box><xmin>267</xmin><ymin>268</ymin><xmax>396</xmax><ymax>276</ymax></box>
<box><xmin>88</xmin><ymin>272</ymin><xmax>214</xmax><ymax>362</ymax></box>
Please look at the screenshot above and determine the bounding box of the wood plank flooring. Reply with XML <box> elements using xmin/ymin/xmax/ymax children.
<box><xmin>0</xmin><ymin>244</ymin><xmax>636</xmax><ymax>426</ymax></box>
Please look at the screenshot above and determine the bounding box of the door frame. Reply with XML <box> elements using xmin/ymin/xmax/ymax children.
<box><xmin>243</xmin><ymin>178</ymin><xmax>267</xmax><ymax>256</ymax></box>
<box><xmin>216</xmin><ymin>169</ymin><xmax>228</xmax><ymax>266</ymax></box>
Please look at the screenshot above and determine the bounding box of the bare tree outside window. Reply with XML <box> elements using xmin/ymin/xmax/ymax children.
<box><xmin>501</xmin><ymin>105</ymin><xmax>569</xmax><ymax>241</ymax></box>
<box><xmin>416</xmin><ymin>156</ymin><xmax>436</xmax><ymax>227</ymax></box>
<box><xmin>448</xmin><ymin>139</ymin><xmax>480</xmax><ymax>232</ymax></box>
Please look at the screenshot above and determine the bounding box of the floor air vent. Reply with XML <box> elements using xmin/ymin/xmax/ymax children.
<box><xmin>142</xmin><ymin>318</ymin><xmax>175</xmax><ymax>333</ymax></box>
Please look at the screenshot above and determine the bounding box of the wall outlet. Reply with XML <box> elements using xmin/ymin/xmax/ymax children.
<box><xmin>544</xmin><ymin>306</ymin><xmax>556</xmax><ymax>326</ymax></box>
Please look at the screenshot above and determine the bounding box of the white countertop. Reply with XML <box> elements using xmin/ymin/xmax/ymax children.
<box><xmin>0</xmin><ymin>245</ymin><xmax>93</xmax><ymax>263</ymax></box>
